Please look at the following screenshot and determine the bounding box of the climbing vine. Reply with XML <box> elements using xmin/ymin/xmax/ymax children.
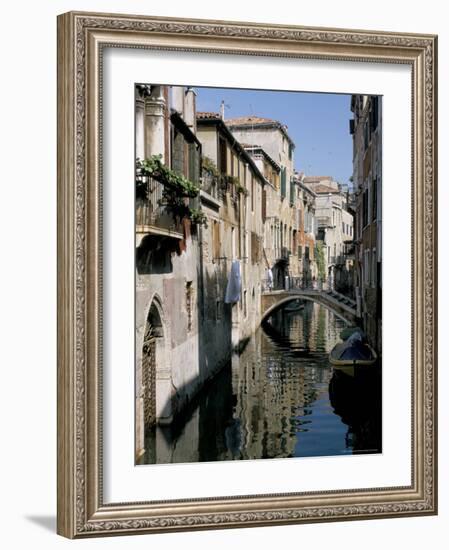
<box><xmin>315</xmin><ymin>240</ymin><xmax>327</xmax><ymax>282</ymax></box>
<box><xmin>224</xmin><ymin>175</ymin><xmax>249</xmax><ymax>196</ymax></box>
<box><xmin>136</xmin><ymin>155</ymin><xmax>207</xmax><ymax>227</ymax></box>
<box><xmin>201</xmin><ymin>158</ymin><xmax>248</xmax><ymax>197</ymax></box>
<box><xmin>235</xmin><ymin>182</ymin><xmax>249</xmax><ymax>196</ymax></box>
<box><xmin>201</xmin><ymin>156</ymin><xmax>220</xmax><ymax>177</ymax></box>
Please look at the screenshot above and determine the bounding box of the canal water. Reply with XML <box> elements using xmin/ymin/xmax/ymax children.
<box><xmin>138</xmin><ymin>301</ymin><xmax>381</xmax><ymax>465</ymax></box>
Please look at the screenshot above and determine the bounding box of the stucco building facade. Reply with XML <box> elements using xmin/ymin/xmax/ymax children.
<box><xmin>226</xmin><ymin>116</ymin><xmax>317</xmax><ymax>289</ymax></box>
<box><xmin>350</xmin><ymin>94</ymin><xmax>382</xmax><ymax>352</ymax></box>
<box><xmin>135</xmin><ymin>85</ymin><xmax>204</xmax><ymax>460</ymax></box>
<box><xmin>302</xmin><ymin>175</ymin><xmax>354</xmax><ymax>293</ymax></box>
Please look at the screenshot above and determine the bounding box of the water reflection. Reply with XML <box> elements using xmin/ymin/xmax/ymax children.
<box><xmin>138</xmin><ymin>301</ymin><xmax>382</xmax><ymax>464</ymax></box>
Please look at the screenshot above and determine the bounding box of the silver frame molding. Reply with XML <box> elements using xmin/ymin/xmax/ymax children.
<box><xmin>57</xmin><ymin>11</ymin><xmax>438</xmax><ymax>538</ymax></box>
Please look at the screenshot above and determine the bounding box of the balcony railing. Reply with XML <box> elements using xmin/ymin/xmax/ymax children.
<box><xmin>136</xmin><ymin>176</ymin><xmax>183</xmax><ymax>235</ymax></box>
<box><xmin>262</xmin><ymin>276</ymin><xmax>329</xmax><ymax>292</ymax></box>
<box><xmin>329</xmin><ymin>254</ymin><xmax>351</xmax><ymax>266</ymax></box>
<box><xmin>201</xmin><ymin>171</ymin><xmax>242</xmax><ymax>205</ymax></box>
<box><xmin>201</xmin><ymin>171</ymin><xmax>220</xmax><ymax>200</ymax></box>
<box><xmin>316</xmin><ymin>215</ymin><xmax>332</xmax><ymax>228</ymax></box>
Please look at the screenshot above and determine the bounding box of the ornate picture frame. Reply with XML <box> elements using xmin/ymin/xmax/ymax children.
<box><xmin>57</xmin><ymin>11</ymin><xmax>437</xmax><ymax>538</ymax></box>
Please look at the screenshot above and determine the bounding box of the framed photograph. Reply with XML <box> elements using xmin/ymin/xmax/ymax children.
<box><xmin>57</xmin><ymin>11</ymin><xmax>437</xmax><ymax>538</ymax></box>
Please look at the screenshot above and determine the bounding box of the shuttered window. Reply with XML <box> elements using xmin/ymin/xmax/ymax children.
<box><xmin>261</xmin><ymin>189</ymin><xmax>267</xmax><ymax>223</ymax></box>
<box><xmin>218</xmin><ymin>137</ymin><xmax>227</xmax><ymax>174</ymax></box>
<box><xmin>172</xmin><ymin>129</ymin><xmax>184</xmax><ymax>174</ymax></box>
<box><xmin>289</xmin><ymin>177</ymin><xmax>295</xmax><ymax>206</ymax></box>
<box><xmin>280</xmin><ymin>167</ymin><xmax>286</xmax><ymax>199</ymax></box>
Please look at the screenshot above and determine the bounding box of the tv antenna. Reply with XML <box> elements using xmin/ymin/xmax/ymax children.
<box><xmin>220</xmin><ymin>100</ymin><xmax>231</xmax><ymax>120</ymax></box>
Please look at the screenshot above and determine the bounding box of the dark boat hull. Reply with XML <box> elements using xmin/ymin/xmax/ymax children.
<box><xmin>329</xmin><ymin>341</ymin><xmax>377</xmax><ymax>367</ymax></box>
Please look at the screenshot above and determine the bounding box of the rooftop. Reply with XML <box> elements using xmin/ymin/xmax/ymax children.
<box><xmin>241</xmin><ymin>144</ymin><xmax>281</xmax><ymax>172</ymax></box>
<box><xmin>225</xmin><ymin>115</ymin><xmax>295</xmax><ymax>146</ymax></box>
<box><xmin>312</xmin><ymin>183</ymin><xmax>341</xmax><ymax>194</ymax></box>
<box><xmin>225</xmin><ymin>115</ymin><xmax>278</xmax><ymax>126</ymax></box>
<box><xmin>196</xmin><ymin>112</ymin><xmax>267</xmax><ymax>185</ymax></box>
<box><xmin>302</xmin><ymin>176</ymin><xmax>334</xmax><ymax>184</ymax></box>
<box><xmin>197</xmin><ymin>111</ymin><xmax>221</xmax><ymax>120</ymax></box>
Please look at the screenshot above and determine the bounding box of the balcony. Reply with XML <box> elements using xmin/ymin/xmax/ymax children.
<box><xmin>329</xmin><ymin>253</ymin><xmax>352</xmax><ymax>266</ymax></box>
<box><xmin>201</xmin><ymin>172</ymin><xmax>243</xmax><ymax>207</ymax></box>
<box><xmin>201</xmin><ymin>171</ymin><xmax>220</xmax><ymax>200</ymax></box>
<box><xmin>316</xmin><ymin>215</ymin><xmax>333</xmax><ymax>228</ymax></box>
<box><xmin>136</xmin><ymin>175</ymin><xmax>183</xmax><ymax>238</ymax></box>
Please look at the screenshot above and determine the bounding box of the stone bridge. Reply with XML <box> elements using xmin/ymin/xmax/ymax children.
<box><xmin>261</xmin><ymin>289</ymin><xmax>358</xmax><ymax>325</ymax></box>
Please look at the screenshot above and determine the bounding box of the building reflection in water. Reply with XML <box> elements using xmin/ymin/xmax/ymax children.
<box><xmin>138</xmin><ymin>301</ymin><xmax>382</xmax><ymax>464</ymax></box>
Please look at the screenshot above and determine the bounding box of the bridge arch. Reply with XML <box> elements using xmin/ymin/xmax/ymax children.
<box><xmin>260</xmin><ymin>292</ymin><xmax>356</xmax><ymax>326</ymax></box>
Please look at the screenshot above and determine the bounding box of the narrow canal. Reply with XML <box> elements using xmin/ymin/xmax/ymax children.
<box><xmin>138</xmin><ymin>301</ymin><xmax>381</xmax><ymax>465</ymax></box>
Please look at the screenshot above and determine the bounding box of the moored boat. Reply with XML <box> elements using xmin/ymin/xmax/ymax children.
<box><xmin>329</xmin><ymin>330</ymin><xmax>377</xmax><ymax>367</ymax></box>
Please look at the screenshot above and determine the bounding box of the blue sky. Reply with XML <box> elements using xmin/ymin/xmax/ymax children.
<box><xmin>195</xmin><ymin>87</ymin><xmax>353</xmax><ymax>187</ymax></box>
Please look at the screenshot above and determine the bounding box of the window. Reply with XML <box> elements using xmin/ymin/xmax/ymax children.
<box><xmin>185</xmin><ymin>282</ymin><xmax>193</xmax><ymax>332</ymax></box>
<box><xmin>172</xmin><ymin>128</ymin><xmax>184</xmax><ymax>175</ymax></box>
<box><xmin>280</xmin><ymin>167</ymin><xmax>286</xmax><ymax>199</ymax></box>
<box><xmin>251</xmin><ymin>175</ymin><xmax>255</xmax><ymax>212</ymax></box>
<box><xmin>216</xmin><ymin>299</ymin><xmax>221</xmax><ymax>322</ymax></box>
<box><xmin>230</xmin><ymin>152</ymin><xmax>235</xmax><ymax>176</ymax></box>
<box><xmin>218</xmin><ymin>137</ymin><xmax>227</xmax><ymax>174</ymax></box>
<box><xmin>243</xmin><ymin>290</ymin><xmax>247</xmax><ymax>318</ymax></box>
<box><xmin>370</xmin><ymin>97</ymin><xmax>379</xmax><ymax>132</ymax></box>
<box><xmin>262</xmin><ymin>189</ymin><xmax>267</xmax><ymax>223</ymax></box>
<box><xmin>251</xmin><ymin>231</ymin><xmax>260</xmax><ymax>264</ymax></box>
<box><xmin>192</xmin><ymin>143</ymin><xmax>200</xmax><ymax>182</ymax></box>
<box><xmin>212</xmin><ymin>220</ymin><xmax>220</xmax><ymax>260</ymax></box>
<box><xmin>289</xmin><ymin>177</ymin><xmax>295</xmax><ymax>206</ymax></box>
<box><xmin>372</xmin><ymin>248</ymin><xmax>377</xmax><ymax>288</ymax></box>
<box><xmin>364</xmin><ymin>120</ymin><xmax>369</xmax><ymax>150</ymax></box>
<box><xmin>372</xmin><ymin>177</ymin><xmax>377</xmax><ymax>221</ymax></box>
<box><xmin>364</xmin><ymin>249</ymin><xmax>370</xmax><ymax>285</ymax></box>
<box><xmin>362</xmin><ymin>189</ymin><xmax>369</xmax><ymax>228</ymax></box>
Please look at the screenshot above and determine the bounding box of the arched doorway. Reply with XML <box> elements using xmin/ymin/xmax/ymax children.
<box><xmin>142</xmin><ymin>301</ymin><xmax>164</xmax><ymax>431</ymax></box>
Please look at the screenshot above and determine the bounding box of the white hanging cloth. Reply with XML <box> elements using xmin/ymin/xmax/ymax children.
<box><xmin>224</xmin><ymin>260</ymin><xmax>241</xmax><ymax>304</ymax></box>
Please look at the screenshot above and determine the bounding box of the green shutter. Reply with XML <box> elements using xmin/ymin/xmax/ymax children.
<box><xmin>172</xmin><ymin>130</ymin><xmax>184</xmax><ymax>174</ymax></box>
<box><xmin>280</xmin><ymin>167</ymin><xmax>286</xmax><ymax>199</ymax></box>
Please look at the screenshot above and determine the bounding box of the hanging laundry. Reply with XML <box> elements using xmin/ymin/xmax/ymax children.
<box><xmin>224</xmin><ymin>260</ymin><xmax>241</xmax><ymax>303</ymax></box>
<box><xmin>266</xmin><ymin>267</ymin><xmax>273</xmax><ymax>291</ymax></box>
